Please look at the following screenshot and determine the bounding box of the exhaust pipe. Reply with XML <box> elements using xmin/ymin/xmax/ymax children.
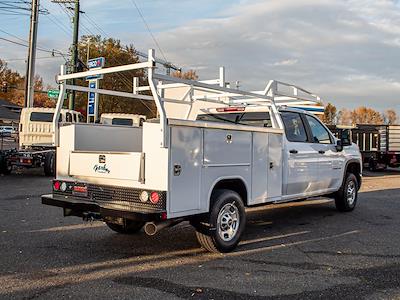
<box><xmin>144</xmin><ymin>218</ymin><xmax>183</xmax><ymax>236</ymax></box>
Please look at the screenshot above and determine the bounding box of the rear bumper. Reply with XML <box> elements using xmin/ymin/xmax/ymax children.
<box><xmin>42</xmin><ymin>194</ymin><xmax>164</xmax><ymax>222</ymax></box>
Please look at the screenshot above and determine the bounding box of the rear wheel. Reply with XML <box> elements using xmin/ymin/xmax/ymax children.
<box><xmin>106</xmin><ymin>219</ymin><xmax>144</xmax><ymax>234</ymax></box>
<box><xmin>195</xmin><ymin>189</ymin><xmax>246</xmax><ymax>253</ymax></box>
<box><xmin>0</xmin><ymin>157</ymin><xmax>12</xmax><ymax>175</ymax></box>
<box><xmin>334</xmin><ymin>173</ymin><xmax>358</xmax><ymax>212</ymax></box>
<box><xmin>44</xmin><ymin>151</ymin><xmax>55</xmax><ymax>176</ymax></box>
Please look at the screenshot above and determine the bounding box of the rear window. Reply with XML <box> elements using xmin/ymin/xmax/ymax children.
<box><xmin>112</xmin><ymin>118</ymin><xmax>133</xmax><ymax>126</ymax></box>
<box><xmin>197</xmin><ymin>112</ymin><xmax>272</xmax><ymax>127</ymax></box>
<box><xmin>30</xmin><ymin>112</ymin><xmax>62</xmax><ymax>122</ymax></box>
<box><xmin>30</xmin><ymin>112</ymin><xmax>54</xmax><ymax>122</ymax></box>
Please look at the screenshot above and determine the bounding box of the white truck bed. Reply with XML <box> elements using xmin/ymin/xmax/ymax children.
<box><xmin>56</xmin><ymin>120</ymin><xmax>283</xmax><ymax>218</ymax></box>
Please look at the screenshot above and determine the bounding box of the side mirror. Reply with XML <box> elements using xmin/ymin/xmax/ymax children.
<box><xmin>336</xmin><ymin>140</ymin><xmax>343</xmax><ymax>152</ymax></box>
<box><xmin>340</xmin><ymin>129</ymin><xmax>352</xmax><ymax>146</ymax></box>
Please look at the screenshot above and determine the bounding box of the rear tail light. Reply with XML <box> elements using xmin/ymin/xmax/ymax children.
<box><xmin>150</xmin><ymin>192</ymin><xmax>160</xmax><ymax>204</ymax></box>
<box><xmin>53</xmin><ymin>181</ymin><xmax>61</xmax><ymax>191</ymax></box>
<box><xmin>60</xmin><ymin>182</ymin><xmax>67</xmax><ymax>192</ymax></box>
<box><xmin>140</xmin><ymin>191</ymin><xmax>149</xmax><ymax>202</ymax></box>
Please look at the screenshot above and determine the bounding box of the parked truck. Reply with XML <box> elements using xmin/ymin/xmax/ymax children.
<box><xmin>42</xmin><ymin>50</ymin><xmax>362</xmax><ymax>253</ymax></box>
<box><xmin>100</xmin><ymin>113</ymin><xmax>146</xmax><ymax>127</ymax></box>
<box><xmin>7</xmin><ymin>107</ymin><xmax>83</xmax><ymax>176</ymax></box>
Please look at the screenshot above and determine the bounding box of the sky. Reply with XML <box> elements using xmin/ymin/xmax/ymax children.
<box><xmin>0</xmin><ymin>0</ymin><xmax>400</xmax><ymax>114</ymax></box>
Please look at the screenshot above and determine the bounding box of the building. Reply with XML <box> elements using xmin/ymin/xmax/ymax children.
<box><xmin>0</xmin><ymin>99</ymin><xmax>21</xmax><ymax>126</ymax></box>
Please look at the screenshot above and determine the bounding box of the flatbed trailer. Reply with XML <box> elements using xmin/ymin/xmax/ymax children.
<box><xmin>328</xmin><ymin>124</ymin><xmax>400</xmax><ymax>170</ymax></box>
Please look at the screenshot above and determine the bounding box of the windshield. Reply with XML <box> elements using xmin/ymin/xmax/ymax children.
<box><xmin>197</xmin><ymin>112</ymin><xmax>272</xmax><ymax>127</ymax></box>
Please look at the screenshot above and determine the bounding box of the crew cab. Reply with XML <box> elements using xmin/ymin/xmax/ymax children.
<box><xmin>41</xmin><ymin>50</ymin><xmax>362</xmax><ymax>253</ymax></box>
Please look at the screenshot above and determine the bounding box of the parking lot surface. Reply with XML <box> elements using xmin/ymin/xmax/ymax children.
<box><xmin>1</xmin><ymin>169</ymin><xmax>400</xmax><ymax>299</ymax></box>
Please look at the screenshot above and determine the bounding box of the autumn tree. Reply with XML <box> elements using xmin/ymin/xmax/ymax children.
<box><xmin>171</xmin><ymin>69</ymin><xmax>198</xmax><ymax>80</ymax></box>
<box><xmin>382</xmin><ymin>109</ymin><xmax>397</xmax><ymax>125</ymax></box>
<box><xmin>76</xmin><ymin>35</ymin><xmax>156</xmax><ymax>117</ymax></box>
<box><xmin>351</xmin><ymin>106</ymin><xmax>383</xmax><ymax>124</ymax></box>
<box><xmin>0</xmin><ymin>59</ymin><xmax>55</xmax><ymax>108</ymax></box>
<box><xmin>321</xmin><ymin>102</ymin><xmax>337</xmax><ymax>125</ymax></box>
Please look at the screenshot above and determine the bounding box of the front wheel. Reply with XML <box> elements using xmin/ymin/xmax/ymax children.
<box><xmin>195</xmin><ymin>189</ymin><xmax>246</xmax><ymax>253</ymax></box>
<box><xmin>106</xmin><ymin>219</ymin><xmax>145</xmax><ymax>234</ymax></box>
<box><xmin>334</xmin><ymin>173</ymin><xmax>358</xmax><ymax>212</ymax></box>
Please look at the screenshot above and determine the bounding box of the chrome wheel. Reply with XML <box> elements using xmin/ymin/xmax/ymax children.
<box><xmin>217</xmin><ymin>202</ymin><xmax>240</xmax><ymax>242</ymax></box>
<box><xmin>346</xmin><ymin>180</ymin><xmax>356</xmax><ymax>206</ymax></box>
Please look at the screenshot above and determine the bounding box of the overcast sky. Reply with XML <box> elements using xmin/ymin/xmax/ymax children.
<box><xmin>1</xmin><ymin>0</ymin><xmax>399</xmax><ymax>113</ymax></box>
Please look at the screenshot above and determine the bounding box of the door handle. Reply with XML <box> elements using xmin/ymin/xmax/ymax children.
<box><xmin>318</xmin><ymin>150</ymin><xmax>325</xmax><ymax>154</ymax></box>
<box><xmin>289</xmin><ymin>149</ymin><xmax>298</xmax><ymax>154</ymax></box>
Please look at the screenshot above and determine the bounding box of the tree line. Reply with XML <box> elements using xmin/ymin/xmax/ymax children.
<box><xmin>321</xmin><ymin>103</ymin><xmax>397</xmax><ymax>125</ymax></box>
<box><xmin>0</xmin><ymin>35</ymin><xmax>396</xmax><ymax>124</ymax></box>
<box><xmin>0</xmin><ymin>59</ymin><xmax>54</xmax><ymax>108</ymax></box>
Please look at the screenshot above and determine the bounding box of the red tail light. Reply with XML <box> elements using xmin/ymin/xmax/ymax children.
<box><xmin>53</xmin><ymin>181</ymin><xmax>61</xmax><ymax>191</ymax></box>
<box><xmin>150</xmin><ymin>192</ymin><xmax>160</xmax><ymax>204</ymax></box>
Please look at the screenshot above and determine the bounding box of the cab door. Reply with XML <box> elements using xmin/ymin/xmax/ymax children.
<box><xmin>303</xmin><ymin>114</ymin><xmax>344</xmax><ymax>191</ymax></box>
<box><xmin>281</xmin><ymin>111</ymin><xmax>320</xmax><ymax>197</ymax></box>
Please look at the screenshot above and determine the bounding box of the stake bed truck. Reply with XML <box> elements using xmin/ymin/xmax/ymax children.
<box><xmin>42</xmin><ymin>50</ymin><xmax>362</xmax><ymax>252</ymax></box>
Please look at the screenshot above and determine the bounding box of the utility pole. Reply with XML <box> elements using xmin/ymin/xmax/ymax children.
<box><xmin>52</xmin><ymin>0</ymin><xmax>81</xmax><ymax>110</ymax></box>
<box><xmin>70</xmin><ymin>0</ymin><xmax>80</xmax><ymax>110</ymax></box>
<box><xmin>24</xmin><ymin>0</ymin><xmax>40</xmax><ymax>108</ymax></box>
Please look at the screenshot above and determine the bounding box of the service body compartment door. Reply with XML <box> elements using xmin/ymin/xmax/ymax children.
<box><xmin>203</xmin><ymin>129</ymin><xmax>251</xmax><ymax>166</ymax></box>
<box><xmin>250</xmin><ymin>132</ymin><xmax>282</xmax><ymax>205</ymax></box>
<box><xmin>169</xmin><ymin>126</ymin><xmax>202</xmax><ymax>214</ymax></box>
<box><xmin>267</xmin><ymin>133</ymin><xmax>283</xmax><ymax>199</ymax></box>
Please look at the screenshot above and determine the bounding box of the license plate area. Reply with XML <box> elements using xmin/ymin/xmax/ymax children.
<box><xmin>72</xmin><ymin>184</ymin><xmax>88</xmax><ymax>197</ymax></box>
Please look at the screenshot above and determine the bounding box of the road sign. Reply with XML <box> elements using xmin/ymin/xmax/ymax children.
<box><xmin>47</xmin><ymin>89</ymin><xmax>67</xmax><ymax>100</ymax></box>
<box><xmin>47</xmin><ymin>89</ymin><xmax>59</xmax><ymax>98</ymax></box>
<box><xmin>86</xmin><ymin>57</ymin><xmax>105</xmax><ymax>81</ymax></box>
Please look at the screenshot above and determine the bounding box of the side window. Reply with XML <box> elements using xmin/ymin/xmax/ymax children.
<box><xmin>305</xmin><ymin>115</ymin><xmax>332</xmax><ymax>144</ymax></box>
<box><xmin>281</xmin><ymin>112</ymin><xmax>308</xmax><ymax>142</ymax></box>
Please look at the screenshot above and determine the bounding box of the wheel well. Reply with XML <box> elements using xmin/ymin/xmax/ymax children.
<box><xmin>212</xmin><ymin>179</ymin><xmax>248</xmax><ymax>206</ymax></box>
<box><xmin>346</xmin><ymin>162</ymin><xmax>361</xmax><ymax>186</ymax></box>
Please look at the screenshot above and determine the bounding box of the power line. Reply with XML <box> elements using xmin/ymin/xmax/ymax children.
<box><xmin>128</xmin><ymin>0</ymin><xmax>168</xmax><ymax>63</ymax></box>
<box><xmin>0</xmin><ymin>36</ymin><xmax>69</xmax><ymax>59</ymax></box>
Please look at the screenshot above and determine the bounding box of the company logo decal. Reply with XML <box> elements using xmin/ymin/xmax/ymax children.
<box><xmin>93</xmin><ymin>164</ymin><xmax>110</xmax><ymax>174</ymax></box>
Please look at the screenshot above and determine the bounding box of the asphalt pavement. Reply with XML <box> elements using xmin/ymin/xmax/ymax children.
<box><xmin>0</xmin><ymin>169</ymin><xmax>400</xmax><ymax>299</ymax></box>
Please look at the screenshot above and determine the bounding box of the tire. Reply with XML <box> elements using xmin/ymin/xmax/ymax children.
<box><xmin>0</xmin><ymin>156</ymin><xmax>12</xmax><ymax>175</ymax></box>
<box><xmin>368</xmin><ymin>158</ymin><xmax>377</xmax><ymax>172</ymax></box>
<box><xmin>334</xmin><ymin>173</ymin><xmax>358</xmax><ymax>212</ymax></box>
<box><xmin>195</xmin><ymin>189</ymin><xmax>246</xmax><ymax>253</ymax></box>
<box><xmin>44</xmin><ymin>151</ymin><xmax>55</xmax><ymax>177</ymax></box>
<box><xmin>106</xmin><ymin>219</ymin><xmax>144</xmax><ymax>234</ymax></box>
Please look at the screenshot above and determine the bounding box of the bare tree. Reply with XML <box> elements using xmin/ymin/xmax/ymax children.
<box><xmin>382</xmin><ymin>109</ymin><xmax>397</xmax><ymax>125</ymax></box>
<box><xmin>337</xmin><ymin>108</ymin><xmax>352</xmax><ymax>125</ymax></box>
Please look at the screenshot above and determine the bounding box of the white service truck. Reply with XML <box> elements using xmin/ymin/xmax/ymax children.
<box><xmin>100</xmin><ymin>113</ymin><xmax>146</xmax><ymax>127</ymax></box>
<box><xmin>8</xmin><ymin>107</ymin><xmax>83</xmax><ymax>175</ymax></box>
<box><xmin>42</xmin><ymin>50</ymin><xmax>362</xmax><ymax>253</ymax></box>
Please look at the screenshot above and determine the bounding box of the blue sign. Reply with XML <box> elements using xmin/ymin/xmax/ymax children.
<box><xmin>86</xmin><ymin>57</ymin><xmax>105</xmax><ymax>81</ymax></box>
<box><xmin>88</xmin><ymin>81</ymin><xmax>96</xmax><ymax>115</ymax></box>
<box><xmin>88</xmin><ymin>57</ymin><xmax>105</xmax><ymax>69</ymax></box>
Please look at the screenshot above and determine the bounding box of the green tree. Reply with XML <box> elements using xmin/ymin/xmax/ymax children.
<box><xmin>76</xmin><ymin>35</ymin><xmax>156</xmax><ymax>117</ymax></box>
